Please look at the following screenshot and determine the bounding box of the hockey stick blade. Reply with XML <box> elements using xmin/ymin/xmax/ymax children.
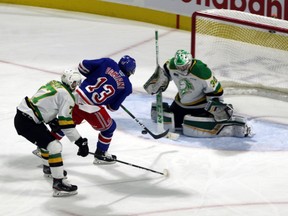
<box><xmin>121</xmin><ymin>104</ymin><xmax>168</xmax><ymax>139</ymax></box>
<box><xmin>145</xmin><ymin>128</ymin><xmax>169</xmax><ymax>139</ymax></box>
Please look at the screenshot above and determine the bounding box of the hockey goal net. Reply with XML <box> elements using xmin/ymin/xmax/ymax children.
<box><xmin>191</xmin><ymin>9</ymin><xmax>288</xmax><ymax>101</ymax></box>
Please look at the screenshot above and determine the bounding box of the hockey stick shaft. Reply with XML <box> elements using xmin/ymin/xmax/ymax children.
<box><xmin>155</xmin><ymin>30</ymin><xmax>165</xmax><ymax>133</ymax></box>
<box><xmin>89</xmin><ymin>152</ymin><xmax>167</xmax><ymax>176</ymax></box>
<box><xmin>155</xmin><ymin>30</ymin><xmax>159</xmax><ymax>66</ymax></box>
<box><xmin>120</xmin><ymin>104</ymin><xmax>169</xmax><ymax>139</ymax></box>
<box><xmin>154</xmin><ymin>31</ymin><xmax>179</xmax><ymax>140</ymax></box>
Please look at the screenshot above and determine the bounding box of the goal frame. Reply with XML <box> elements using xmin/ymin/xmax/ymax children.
<box><xmin>190</xmin><ymin>9</ymin><xmax>288</xmax><ymax>100</ymax></box>
<box><xmin>191</xmin><ymin>10</ymin><xmax>288</xmax><ymax>58</ymax></box>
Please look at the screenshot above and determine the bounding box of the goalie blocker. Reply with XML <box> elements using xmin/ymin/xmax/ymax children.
<box><xmin>151</xmin><ymin>102</ymin><xmax>252</xmax><ymax>138</ymax></box>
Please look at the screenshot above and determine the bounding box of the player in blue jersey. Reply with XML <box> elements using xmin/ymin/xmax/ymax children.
<box><xmin>73</xmin><ymin>55</ymin><xmax>136</xmax><ymax>164</ymax></box>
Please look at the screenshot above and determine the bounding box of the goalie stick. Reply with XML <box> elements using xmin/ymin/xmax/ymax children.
<box><xmin>154</xmin><ymin>30</ymin><xmax>179</xmax><ymax>140</ymax></box>
<box><xmin>89</xmin><ymin>152</ymin><xmax>169</xmax><ymax>176</ymax></box>
<box><xmin>154</xmin><ymin>30</ymin><xmax>164</xmax><ymax>133</ymax></box>
<box><xmin>121</xmin><ymin>105</ymin><xmax>169</xmax><ymax>139</ymax></box>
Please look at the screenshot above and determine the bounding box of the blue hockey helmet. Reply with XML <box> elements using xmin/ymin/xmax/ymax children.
<box><xmin>118</xmin><ymin>55</ymin><xmax>136</xmax><ymax>77</ymax></box>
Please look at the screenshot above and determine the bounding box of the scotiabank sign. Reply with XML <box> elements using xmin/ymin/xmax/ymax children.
<box><xmin>181</xmin><ymin>0</ymin><xmax>288</xmax><ymax>20</ymax></box>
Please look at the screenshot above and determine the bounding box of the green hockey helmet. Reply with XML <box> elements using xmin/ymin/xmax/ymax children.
<box><xmin>174</xmin><ymin>49</ymin><xmax>192</xmax><ymax>72</ymax></box>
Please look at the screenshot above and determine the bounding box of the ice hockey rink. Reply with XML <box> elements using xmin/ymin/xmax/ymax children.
<box><xmin>1</xmin><ymin>3</ymin><xmax>288</xmax><ymax>216</ymax></box>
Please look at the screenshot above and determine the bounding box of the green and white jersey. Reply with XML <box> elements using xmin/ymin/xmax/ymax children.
<box><xmin>17</xmin><ymin>80</ymin><xmax>80</xmax><ymax>142</ymax></box>
<box><xmin>166</xmin><ymin>58</ymin><xmax>223</xmax><ymax>109</ymax></box>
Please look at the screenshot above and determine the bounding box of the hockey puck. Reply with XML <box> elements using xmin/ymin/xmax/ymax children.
<box><xmin>141</xmin><ymin>130</ymin><xmax>147</xmax><ymax>134</ymax></box>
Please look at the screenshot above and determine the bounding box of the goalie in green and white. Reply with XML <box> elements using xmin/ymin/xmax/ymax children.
<box><xmin>144</xmin><ymin>49</ymin><xmax>252</xmax><ymax>138</ymax></box>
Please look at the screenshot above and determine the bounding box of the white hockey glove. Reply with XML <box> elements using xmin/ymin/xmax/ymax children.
<box><xmin>143</xmin><ymin>65</ymin><xmax>169</xmax><ymax>95</ymax></box>
<box><xmin>205</xmin><ymin>98</ymin><xmax>233</xmax><ymax>122</ymax></box>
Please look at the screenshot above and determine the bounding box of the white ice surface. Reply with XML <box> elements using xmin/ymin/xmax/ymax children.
<box><xmin>1</xmin><ymin>4</ymin><xmax>288</xmax><ymax>216</ymax></box>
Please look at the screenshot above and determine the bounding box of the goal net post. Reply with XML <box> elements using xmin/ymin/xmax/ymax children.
<box><xmin>191</xmin><ymin>9</ymin><xmax>288</xmax><ymax>101</ymax></box>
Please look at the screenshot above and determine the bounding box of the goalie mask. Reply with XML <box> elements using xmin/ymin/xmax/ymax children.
<box><xmin>61</xmin><ymin>69</ymin><xmax>82</xmax><ymax>92</ymax></box>
<box><xmin>174</xmin><ymin>49</ymin><xmax>192</xmax><ymax>74</ymax></box>
<box><xmin>118</xmin><ymin>55</ymin><xmax>136</xmax><ymax>77</ymax></box>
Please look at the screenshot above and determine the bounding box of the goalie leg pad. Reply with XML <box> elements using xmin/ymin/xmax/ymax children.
<box><xmin>163</xmin><ymin>111</ymin><xmax>175</xmax><ymax>132</ymax></box>
<box><xmin>183</xmin><ymin>115</ymin><xmax>251</xmax><ymax>138</ymax></box>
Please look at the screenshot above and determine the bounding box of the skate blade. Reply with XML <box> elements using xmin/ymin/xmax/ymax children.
<box><xmin>44</xmin><ymin>174</ymin><xmax>67</xmax><ymax>179</ymax></box>
<box><xmin>44</xmin><ymin>173</ymin><xmax>53</xmax><ymax>178</ymax></box>
<box><xmin>53</xmin><ymin>189</ymin><xmax>78</xmax><ymax>197</ymax></box>
<box><xmin>93</xmin><ymin>159</ymin><xmax>116</xmax><ymax>165</ymax></box>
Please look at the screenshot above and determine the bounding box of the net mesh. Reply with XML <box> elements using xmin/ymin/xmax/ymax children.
<box><xmin>192</xmin><ymin>9</ymin><xmax>288</xmax><ymax>101</ymax></box>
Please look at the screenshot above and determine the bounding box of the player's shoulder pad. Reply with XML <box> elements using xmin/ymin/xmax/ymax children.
<box><xmin>49</xmin><ymin>80</ymin><xmax>62</xmax><ymax>87</ymax></box>
<box><xmin>103</xmin><ymin>57</ymin><xmax>117</xmax><ymax>64</ymax></box>
<box><xmin>188</xmin><ymin>59</ymin><xmax>212</xmax><ymax>80</ymax></box>
<box><xmin>82</xmin><ymin>58</ymin><xmax>117</xmax><ymax>68</ymax></box>
<box><xmin>167</xmin><ymin>57</ymin><xmax>177</xmax><ymax>70</ymax></box>
<box><xmin>50</xmin><ymin>80</ymin><xmax>73</xmax><ymax>94</ymax></box>
<box><xmin>104</xmin><ymin>58</ymin><xmax>119</xmax><ymax>70</ymax></box>
<box><xmin>126</xmin><ymin>79</ymin><xmax>133</xmax><ymax>92</ymax></box>
<box><xmin>56</xmin><ymin>81</ymin><xmax>75</xmax><ymax>101</ymax></box>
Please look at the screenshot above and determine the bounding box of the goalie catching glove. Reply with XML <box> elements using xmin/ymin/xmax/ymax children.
<box><xmin>74</xmin><ymin>137</ymin><xmax>89</xmax><ymax>157</ymax></box>
<box><xmin>143</xmin><ymin>65</ymin><xmax>170</xmax><ymax>95</ymax></box>
<box><xmin>205</xmin><ymin>98</ymin><xmax>233</xmax><ymax>122</ymax></box>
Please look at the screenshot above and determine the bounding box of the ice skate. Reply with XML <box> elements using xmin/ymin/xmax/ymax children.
<box><xmin>52</xmin><ymin>178</ymin><xmax>78</xmax><ymax>197</ymax></box>
<box><xmin>43</xmin><ymin>165</ymin><xmax>67</xmax><ymax>178</ymax></box>
<box><xmin>93</xmin><ymin>149</ymin><xmax>117</xmax><ymax>165</ymax></box>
